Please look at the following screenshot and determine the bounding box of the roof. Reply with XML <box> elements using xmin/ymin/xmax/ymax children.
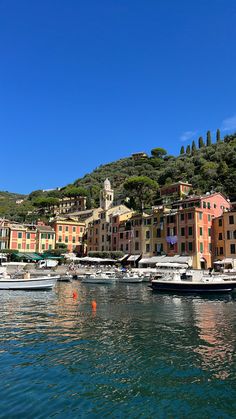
<box><xmin>37</xmin><ymin>226</ymin><xmax>55</xmax><ymax>232</ymax></box>
<box><xmin>127</xmin><ymin>255</ymin><xmax>141</xmax><ymax>262</ymax></box>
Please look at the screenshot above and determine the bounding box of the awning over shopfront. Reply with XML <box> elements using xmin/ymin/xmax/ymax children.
<box><xmin>139</xmin><ymin>255</ymin><xmax>192</xmax><ymax>267</ymax></box>
<box><xmin>118</xmin><ymin>254</ymin><xmax>129</xmax><ymax>262</ymax></box>
<box><xmin>76</xmin><ymin>256</ymin><xmax>116</xmax><ymax>264</ymax></box>
<box><xmin>13</xmin><ymin>252</ymin><xmax>43</xmax><ymax>261</ymax></box>
<box><xmin>127</xmin><ymin>255</ymin><xmax>141</xmax><ymax>262</ymax></box>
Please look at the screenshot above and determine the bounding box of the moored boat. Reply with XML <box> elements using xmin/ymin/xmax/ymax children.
<box><xmin>81</xmin><ymin>271</ymin><xmax>117</xmax><ymax>284</ymax></box>
<box><xmin>0</xmin><ymin>275</ymin><xmax>59</xmax><ymax>290</ymax></box>
<box><xmin>118</xmin><ymin>272</ymin><xmax>143</xmax><ymax>283</ymax></box>
<box><xmin>150</xmin><ymin>271</ymin><xmax>236</xmax><ymax>293</ymax></box>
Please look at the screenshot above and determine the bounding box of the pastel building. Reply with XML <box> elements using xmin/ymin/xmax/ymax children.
<box><xmin>36</xmin><ymin>226</ymin><xmax>55</xmax><ymax>253</ymax></box>
<box><xmin>52</xmin><ymin>217</ymin><xmax>85</xmax><ymax>253</ymax></box>
<box><xmin>212</xmin><ymin>209</ymin><xmax>236</xmax><ymax>262</ymax></box>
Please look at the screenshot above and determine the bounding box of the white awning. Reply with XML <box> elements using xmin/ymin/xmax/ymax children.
<box><xmin>118</xmin><ymin>254</ymin><xmax>129</xmax><ymax>262</ymax></box>
<box><xmin>127</xmin><ymin>255</ymin><xmax>141</xmax><ymax>262</ymax></box>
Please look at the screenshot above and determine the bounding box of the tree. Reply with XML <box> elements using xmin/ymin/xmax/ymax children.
<box><xmin>216</xmin><ymin>128</ymin><xmax>221</xmax><ymax>143</ymax></box>
<box><xmin>123</xmin><ymin>176</ymin><xmax>158</xmax><ymax>211</ymax></box>
<box><xmin>186</xmin><ymin>145</ymin><xmax>191</xmax><ymax>154</ymax></box>
<box><xmin>62</xmin><ymin>186</ymin><xmax>88</xmax><ymax>197</ymax></box>
<box><xmin>151</xmin><ymin>148</ymin><xmax>167</xmax><ymax>159</ymax></box>
<box><xmin>180</xmin><ymin>145</ymin><xmax>185</xmax><ymax>155</ymax></box>
<box><xmin>191</xmin><ymin>140</ymin><xmax>196</xmax><ymax>154</ymax></box>
<box><xmin>206</xmin><ymin>130</ymin><xmax>212</xmax><ymax>146</ymax></box>
<box><xmin>198</xmin><ymin>136</ymin><xmax>204</xmax><ymax>148</ymax></box>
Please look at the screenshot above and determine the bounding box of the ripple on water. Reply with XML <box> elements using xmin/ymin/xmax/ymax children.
<box><xmin>0</xmin><ymin>283</ymin><xmax>235</xmax><ymax>418</ymax></box>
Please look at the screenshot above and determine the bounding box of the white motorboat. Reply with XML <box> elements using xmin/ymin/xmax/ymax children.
<box><xmin>0</xmin><ymin>267</ymin><xmax>59</xmax><ymax>290</ymax></box>
<box><xmin>81</xmin><ymin>271</ymin><xmax>117</xmax><ymax>284</ymax></box>
<box><xmin>118</xmin><ymin>272</ymin><xmax>143</xmax><ymax>283</ymax></box>
<box><xmin>58</xmin><ymin>273</ymin><xmax>73</xmax><ymax>282</ymax></box>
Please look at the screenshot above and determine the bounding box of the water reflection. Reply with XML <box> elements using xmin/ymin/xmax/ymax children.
<box><xmin>0</xmin><ymin>283</ymin><xmax>235</xmax><ymax>417</ymax></box>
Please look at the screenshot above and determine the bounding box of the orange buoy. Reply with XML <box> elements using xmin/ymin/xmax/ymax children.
<box><xmin>72</xmin><ymin>291</ymin><xmax>78</xmax><ymax>299</ymax></box>
<box><xmin>91</xmin><ymin>300</ymin><xmax>97</xmax><ymax>310</ymax></box>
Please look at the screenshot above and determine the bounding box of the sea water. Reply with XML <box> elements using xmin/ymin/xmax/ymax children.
<box><xmin>0</xmin><ymin>282</ymin><xmax>235</xmax><ymax>418</ymax></box>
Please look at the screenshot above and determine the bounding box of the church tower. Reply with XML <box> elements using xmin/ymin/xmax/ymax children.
<box><xmin>100</xmin><ymin>178</ymin><xmax>114</xmax><ymax>210</ymax></box>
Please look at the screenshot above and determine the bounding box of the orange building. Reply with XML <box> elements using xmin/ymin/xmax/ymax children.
<box><xmin>52</xmin><ymin>217</ymin><xmax>85</xmax><ymax>254</ymax></box>
<box><xmin>212</xmin><ymin>209</ymin><xmax>236</xmax><ymax>265</ymax></box>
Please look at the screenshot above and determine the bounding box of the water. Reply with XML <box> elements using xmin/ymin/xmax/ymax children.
<box><xmin>0</xmin><ymin>282</ymin><xmax>236</xmax><ymax>418</ymax></box>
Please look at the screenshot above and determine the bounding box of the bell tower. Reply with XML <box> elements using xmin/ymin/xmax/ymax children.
<box><xmin>100</xmin><ymin>178</ymin><xmax>114</xmax><ymax>210</ymax></box>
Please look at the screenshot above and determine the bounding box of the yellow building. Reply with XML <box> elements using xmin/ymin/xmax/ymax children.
<box><xmin>212</xmin><ymin>210</ymin><xmax>236</xmax><ymax>263</ymax></box>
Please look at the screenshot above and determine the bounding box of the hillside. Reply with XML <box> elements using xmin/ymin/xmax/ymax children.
<box><xmin>73</xmin><ymin>132</ymin><xmax>236</xmax><ymax>203</ymax></box>
<box><xmin>1</xmin><ymin>131</ymin><xmax>236</xmax><ymax>221</ymax></box>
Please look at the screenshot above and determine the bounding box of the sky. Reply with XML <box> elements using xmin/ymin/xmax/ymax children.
<box><xmin>1</xmin><ymin>0</ymin><xmax>236</xmax><ymax>194</ymax></box>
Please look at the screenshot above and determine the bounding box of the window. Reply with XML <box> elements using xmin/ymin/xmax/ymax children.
<box><xmin>230</xmin><ymin>244</ymin><xmax>236</xmax><ymax>254</ymax></box>
<box><xmin>208</xmin><ymin>228</ymin><xmax>211</xmax><ymax>237</ymax></box>
<box><xmin>214</xmin><ymin>204</ymin><xmax>217</xmax><ymax>208</ymax></box>
<box><xmin>126</xmin><ymin>244</ymin><xmax>129</xmax><ymax>251</ymax></box>
<box><xmin>59</xmin><ymin>226</ymin><xmax>62</xmax><ymax>231</ymax></box>
<box><xmin>220</xmin><ymin>247</ymin><xmax>223</xmax><ymax>255</ymax></box>
<box><xmin>180</xmin><ymin>213</ymin><xmax>185</xmax><ymax>221</ymax></box>
<box><xmin>18</xmin><ymin>232</ymin><xmax>22</xmax><ymax>238</ymax></box>
<box><xmin>146</xmin><ymin>231</ymin><xmax>151</xmax><ymax>239</ymax></box>
<box><xmin>200</xmin><ymin>242</ymin><xmax>203</xmax><ymax>253</ymax></box>
<box><xmin>181</xmin><ymin>242</ymin><xmax>185</xmax><ymax>252</ymax></box>
<box><xmin>181</xmin><ymin>227</ymin><xmax>185</xmax><ymax>236</ymax></box>
<box><xmin>218</xmin><ymin>219</ymin><xmax>222</xmax><ymax>227</ymax></box>
<box><xmin>207</xmin><ymin>202</ymin><xmax>211</xmax><ymax>209</ymax></box>
<box><xmin>73</xmin><ymin>227</ymin><xmax>76</xmax><ymax>233</ymax></box>
<box><xmin>188</xmin><ymin>242</ymin><xmax>193</xmax><ymax>252</ymax></box>
<box><xmin>156</xmin><ymin>228</ymin><xmax>161</xmax><ymax>238</ymax></box>
<box><xmin>203</xmin><ymin>202</ymin><xmax>206</xmax><ymax>208</ymax></box>
<box><xmin>42</xmin><ymin>244</ymin><xmax>45</xmax><ymax>250</ymax></box>
<box><xmin>188</xmin><ymin>213</ymin><xmax>192</xmax><ymax>220</ymax></box>
<box><xmin>188</xmin><ymin>227</ymin><xmax>193</xmax><ymax>236</ymax></box>
<box><xmin>26</xmin><ymin>233</ymin><xmax>30</xmax><ymax>239</ymax></box>
<box><xmin>49</xmin><ymin>245</ymin><xmax>52</xmax><ymax>250</ymax></box>
<box><xmin>229</xmin><ymin>215</ymin><xmax>234</xmax><ymax>224</ymax></box>
<box><xmin>227</xmin><ymin>230</ymin><xmax>233</xmax><ymax>240</ymax></box>
<box><xmin>208</xmin><ymin>215</ymin><xmax>211</xmax><ymax>222</ymax></box>
<box><xmin>209</xmin><ymin>243</ymin><xmax>212</xmax><ymax>252</ymax></box>
<box><xmin>102</xmin><ymin>235</ymin><xmax>104</xmax><ymax>242</ymax></box>
<box><xmin>199</xmin><ymin>212</ymin><xmax>203</xmax><ymax>220</ymax></box>
<box><xmin>200</xmin><ymin>227</ymin><xmax>203</xmax><ymax>236</ymax></box>
<box><xmin>72</xmin><ymin>237</ymin><xmax>76</xmax><ymax>243</ymax></box>
<box><xmin>114</xmin><ymin>237</ymin><xmax>117</xmax><ymax>244</ymax></box>
<box><xmin>135</xmin><ymin>230</ymin><xmax>139</xmax><ymax>238</ymax></box>
<box><xmin>120</xmin><ymin>244</ymin><xmax>123</xmax><ymax>251</ymax></box>
<box><xmin>26</xmin><ymin>244</ymin><xmax>30</xmax><ymax>250</ymax></box>
<box><xmin>135</xmin><ymin>242</ymin><xmax>139</xmax><ymax>251</ymax></box>
<box><xmin>58</xmin><ymin>236</ymin><xmax>62</xmax><ymax>242</ymax></box>
<box><xmin>120</xmin><ymin>232</ymin><xmax>123</xmax><ymax>239</ymax></box>
<box><xmin>219</xmin><ymin>232</ymin><xmax>223</xmax><ymax>240</ymax></box>
<box><xmin>65</xmin><ymin>237</ymin><xmax>68</xmax><ymax>243</ymax></box>
<box><xmin>18</xmin><ymin>243</ymin><xmax>21</xmax><ymax>249</ymax></box>
<box><xmin>146</xmin><ymin>244</ymin><xmax>150</xmax><ymax>253</ymax></box>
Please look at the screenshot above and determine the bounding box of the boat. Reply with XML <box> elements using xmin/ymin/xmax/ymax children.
<box><xmin>0</xmin><ymin>267</ymin><xmax>59</xmax><ymax>290</ymax></box>
<box><xmin>58</xmin><ymin>273</ymin><xmax>73</xmax><ymax>282</ymax></box>
<box><xmin>118</xmin><ymin>272</ymin><xmax>143</xmax><ymax>283</ymax></box>
<box><xmin>81</xmin><ymin>271</ymin><xmax>117</xmax><ymax>284</ymax></box>
<box><xmin>150</xmin><ymin>271</ymin><xmax>236</xmax><ymax>293</ymax></box>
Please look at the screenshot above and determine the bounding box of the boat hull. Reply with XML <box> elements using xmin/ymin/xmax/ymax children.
<box><xmin>0</xmin><ymin>276</ymin><xmax>59</xmax><ymax>290</ymax></box>
<box><xmin>151</xmin><ymin>280</ymin><xmax>236</xmax><ymax>293</ymax></box>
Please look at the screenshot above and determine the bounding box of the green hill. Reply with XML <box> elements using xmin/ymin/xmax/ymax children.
<box><xmin>2</xmin><ymin>131</ymin><xmax>236</xmax><ymax>221</ymax></box>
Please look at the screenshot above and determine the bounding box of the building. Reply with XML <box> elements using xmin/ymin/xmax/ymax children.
<box><xmin>36</xmin><ymin>225</ymin><xmax>55</xmax><ymax>253</ymax></box>
<box><xmin>160</xmin><ymin>181</ymin><xmax>192</xmax><ymax>203</ymax></box>
<box><xmin>49</xmin><ymin>195</ymin><xmax>87</xmax><ymax>215</ymax></box>
<box><xmin>52</xmin><ymin>217</ymin><xmax>86</xmax><ymax>253</ymax></box>
<box><xmin>132</xmin><ymin>152</ymin><xmax>148</xmax><ymax>161</ymax></box>
<box><xmin>212</xmin><ymin>209</ymin><xmax>236</xmax><ymax>263</ymax></box>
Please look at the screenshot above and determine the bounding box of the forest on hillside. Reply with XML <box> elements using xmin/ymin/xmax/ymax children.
<box><xmin>1</xmin><ymin>131</ymin><xmax>236</xmax><ymax>221</ymax></box>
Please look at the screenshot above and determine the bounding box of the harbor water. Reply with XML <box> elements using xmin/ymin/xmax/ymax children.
<box><xmin>0</xmin><ymin>282</ymin><xmax>236</xmax><ymax>418</ymax></box>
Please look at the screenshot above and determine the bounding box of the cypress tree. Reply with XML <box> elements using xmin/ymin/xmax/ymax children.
<box><xmin>180</xmin><ymin>145</ymin><xmax>185</xmax><ymax>154</ymax></box>
<box><xmin>198</xmin><ymin>136</ymin><xmax>204</xmax><ymax>148</ymax></box>
<box><xmin>206</xmin><ymin>130</ymin><xmax>212</xmax><ymax>146</ymax></box>
<box><xmin>186</xmin><ymin>144</ymin><xmax>191</xmax><ymax>154</ymax></box>
<box><xmin>191</xmin><ymin>140</ymin><xmax>196</xmax><ymax>153</ymax></box>
<box><xmin>216</xmin><ymin>128</ymin><xmax>221</xmax><ymax>143</ymax></box>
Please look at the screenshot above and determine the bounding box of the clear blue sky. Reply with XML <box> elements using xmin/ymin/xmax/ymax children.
<box><xmin>1</xmin><ymin>0</ymin><xmax>236</xmax><ymax>194</ymax></box>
